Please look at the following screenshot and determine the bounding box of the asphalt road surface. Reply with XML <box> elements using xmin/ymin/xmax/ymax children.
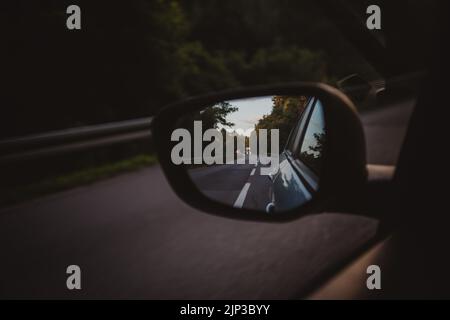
<box><xmin>188</xmin><ymin>155</ymin><xmax>272</xmax><ymax>211</ymax></box>
<box><xmin>0</xmin><ymin>99</ymin><xmax>414</xmax><ymax>299</ymax></box>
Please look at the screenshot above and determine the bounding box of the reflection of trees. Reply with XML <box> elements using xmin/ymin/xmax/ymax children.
<box><xmin>199</xmin><ymin>102</ymin><xmax>238</xmax><ymax>129</ymax></box>
<box><xmin>255</xmin><ymin>96</ymin><xmax>308</xmax><ymax>152</ymax></box>
<box><xmin>309</xmin><ymin>132</ymin><xmax>325</xmax><ymax>155</ymax></box>
<box><xmin>177</xmin><ymin>103</ymin><xmax>239</xmax><ymax>164</ymax></box>
<box><xmin>300</xmin><ymin>132</ymin><xmax>325</xmax><ymax>174</ymax></box>
<box><xmin>180</xmin><ymin>101</ymin><xmax>237</xmax><ymax>131</ymax></box>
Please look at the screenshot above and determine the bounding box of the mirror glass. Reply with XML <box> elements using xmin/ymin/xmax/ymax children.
<box><xmin>170</xmin><ymin>95</ymin><xmax>326</xmax><ymax>213</ymax></box>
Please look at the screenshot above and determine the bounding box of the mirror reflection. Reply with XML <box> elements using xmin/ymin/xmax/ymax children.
<box><xmin>171</xmin><ymin>95</ymin><xmax>326</xmax><ymax>213</ymax></box>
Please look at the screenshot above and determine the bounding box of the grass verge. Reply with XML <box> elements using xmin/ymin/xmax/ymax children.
<box><xmin>1</xmin><ymin>154</ymin><xmax>158</xmax><ymax>208</ymax></box>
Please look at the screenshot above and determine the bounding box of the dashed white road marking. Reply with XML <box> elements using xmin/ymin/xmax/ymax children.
<box><xmin>250</xmin><ymin>168</ymin><xmax>256</xmax><ymax>176</ymax></box>
<box><xmin>233</xmin><ymin>183</ymin><xmax>251</xmax><ymax>208</ymax></box>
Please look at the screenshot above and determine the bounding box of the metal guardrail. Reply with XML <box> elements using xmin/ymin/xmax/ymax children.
<box><xmin>0</xmin><ymin>117</ymin><xmax>154</xmax><ymax>164</ymax></box>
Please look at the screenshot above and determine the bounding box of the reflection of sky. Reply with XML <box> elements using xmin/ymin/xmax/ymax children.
<box><xmin>217</xmin><ymin>96</ymin><xmax>273</xmax><ymax>136</ymax></box>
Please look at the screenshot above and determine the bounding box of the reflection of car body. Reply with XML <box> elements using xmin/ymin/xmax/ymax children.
<box><xmin>266</xmin><ymin>97</ymin><xmax>324</xmax><ymax>213</ymax></box>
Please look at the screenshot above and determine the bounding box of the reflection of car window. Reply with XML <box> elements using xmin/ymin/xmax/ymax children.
<box><xmin>298</xmin><ymin>100</ymin><xmax>325</xmax><ymax>175</ymax></box>
<box><xmin>287</xmin><ymin>98</ymin><xmax>315</xmax><ymax>153</ymax></box>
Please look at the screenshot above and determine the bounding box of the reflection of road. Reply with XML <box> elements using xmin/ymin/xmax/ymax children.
<box><xmin>188</xmin><ymin>156</ymin><xmax>272</xmax><ymax>211</ymax></box>
<box><xmin>0</xmin><ymin>99</ymin><xmax>414</xmax><ymax>299</ymax></box>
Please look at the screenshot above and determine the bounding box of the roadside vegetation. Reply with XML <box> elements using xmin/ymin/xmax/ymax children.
<box><xmin>1</xmin><ymin>0</ymin><xmax>381</xmax><ymax>206</ymax></box>
<box><xmin>3</xmin><ymin>0</ymin><xmax>380</xmax><ymax>139</ymax></box>
<box><xmin>0</xmin><ymin>154</ymin><xmax>158</xmax><ymax>208</ymax></box>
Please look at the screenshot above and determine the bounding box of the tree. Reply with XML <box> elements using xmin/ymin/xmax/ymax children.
<box><xmin>198</xmin><ymin>102</ymin><xmax>238</xmax><ymax>130</ymax></box>
<box><xmin>255</xmin><ymin>96</ymin><xmax>308</xmax><ymax>150</ymax></box>
<box><xmin>300</xmin><ymin>132</ymin><xmax>326</xmax><ymax>174</ymax></box>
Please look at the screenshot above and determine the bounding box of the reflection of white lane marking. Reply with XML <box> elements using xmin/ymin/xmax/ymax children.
<box><xmin>233</xmin><ymin>183</ymin><xmax>251</xmax><ymax>208</ymax></box>
<box><xmin>250</xmin><ymin>168</ymin><xmax>256</xmax><ymax>176</ymax></box>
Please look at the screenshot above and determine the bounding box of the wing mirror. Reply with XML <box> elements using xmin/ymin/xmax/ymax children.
<box><xmin>153</xmin><ymin>83</ymin><xmax>367</xmax><ymax>222</ymax></box>
<box><xmin>337</xmin><ymin>74</ymin><xmax>385</xmax><ymax>109</ymax></box>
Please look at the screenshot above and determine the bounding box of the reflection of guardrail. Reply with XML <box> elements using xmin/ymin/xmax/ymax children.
<box><xmin>0</xmin><ymin>117</ymin><xmax>153</xmax><ymax>164</ymax></box>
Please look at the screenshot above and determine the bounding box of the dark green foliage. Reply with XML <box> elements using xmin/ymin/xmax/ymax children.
<box><xmin>256</xmin><ymin>96</ymin><xmax>308</xmax><ymax>149</ymax></box>
<box><xmin>199</xmin><ymin>102</ymin><xmax>238</xmax><ymax>129</ymax></box>
<box><xmin>3</xmin><ymin>0</ymin><xmax>378</xmax><ymax>139</ymax></box>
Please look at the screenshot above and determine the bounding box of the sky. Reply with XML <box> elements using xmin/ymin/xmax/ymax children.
<box><xmin>217</xmin><ymin>96</ymin><xmax>274</xmax><ymax>136</ymax></box>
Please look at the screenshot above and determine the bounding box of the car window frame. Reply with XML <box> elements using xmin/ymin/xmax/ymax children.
<box><xmin>285</xmin><ymin>97</ymin><xmax>316</xmax><ymax>154</ymax></box>
<box><xmin>286</xmin><ymin>99</ymin><xmax>322</xmax><ymax>192</ymax></box>
<box><xmin>296</xmin><ymin>99</ymin><xmax>326</xmax><ymax>175</ymax></box>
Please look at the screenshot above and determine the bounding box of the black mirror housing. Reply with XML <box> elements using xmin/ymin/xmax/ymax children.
<box><xmin>153</xmin><ymin>83</ymin><xmax>367</xmax><ymax>222</ymax></box>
